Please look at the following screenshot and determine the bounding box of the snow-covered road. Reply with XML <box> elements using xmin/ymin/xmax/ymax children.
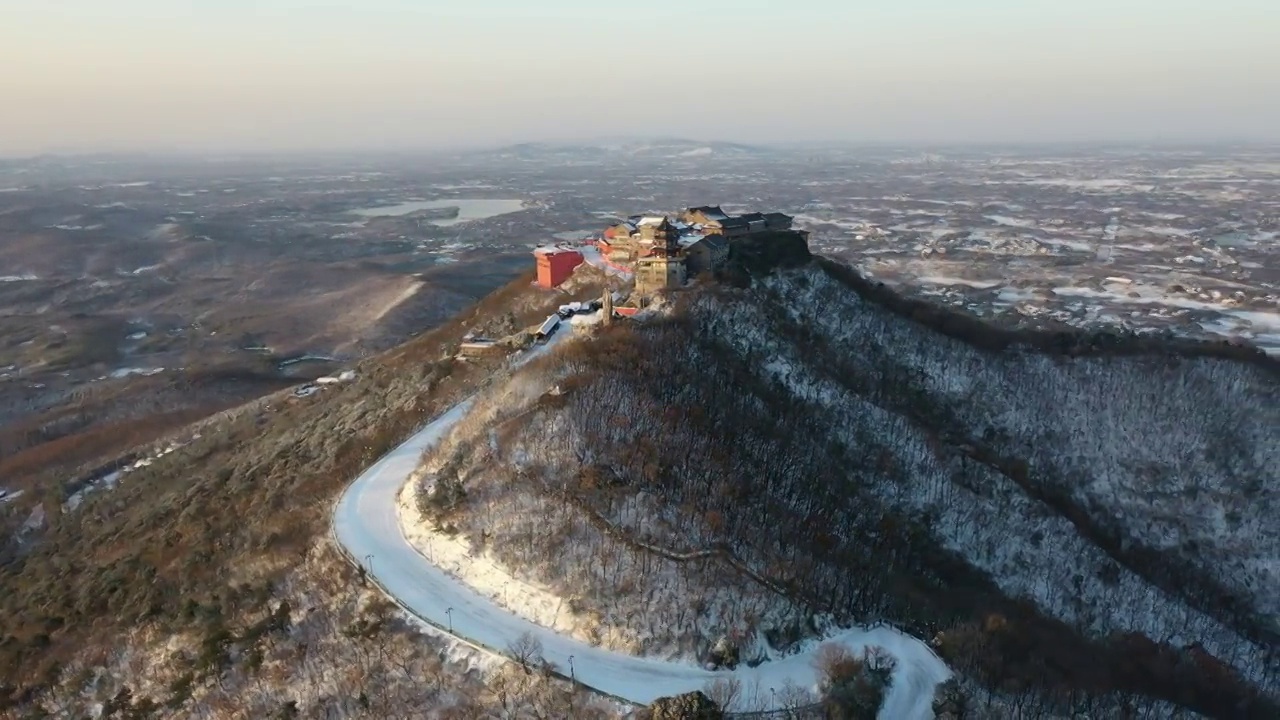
<box><xmin>332</xmin><ymin>344</ymin><xmax>950</xmax><ymax>716</ymax></box>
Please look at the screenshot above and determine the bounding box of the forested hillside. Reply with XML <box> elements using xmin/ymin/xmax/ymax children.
<box><xmin>5</xmin><ymin>243</ymin><xmax>1275</xmax><ymax>718</ymax></box>
<box><xmin>0</xmin><ymin>272</ymin><xmax>618</xmax><ymax>718</ymax></box>
<box><xmin>416</xmin><ymin>257</ymin><xmax>1279</xmax><ymax>718</ymax></box>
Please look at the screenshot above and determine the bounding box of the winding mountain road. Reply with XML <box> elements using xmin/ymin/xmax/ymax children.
<box><xmin>332</xmin><ymin>341</ymin><xmax>950</xmax><ymax>716</ymax></box>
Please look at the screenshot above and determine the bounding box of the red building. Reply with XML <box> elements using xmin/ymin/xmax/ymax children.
<box><xmin>534</xmin><ymin>247</ymin><xmax>584</xmax><ymax>288</ymax></box>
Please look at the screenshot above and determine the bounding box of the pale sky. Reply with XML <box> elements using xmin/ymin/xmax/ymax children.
<box><xmin>1</xmin><ymin>0</ymin><xmax>1278</xmax><ymax>155</ymax></box>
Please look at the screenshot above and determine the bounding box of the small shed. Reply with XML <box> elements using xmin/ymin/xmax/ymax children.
<box><xmin>535</xmin><ymin>315</ymin><xmax>561</xmax><ymax>339</ymax></box>
<box><xmin>459</xmin><ymin>340</ymin><xmax>501</xmax><ymax>356</ymax></box>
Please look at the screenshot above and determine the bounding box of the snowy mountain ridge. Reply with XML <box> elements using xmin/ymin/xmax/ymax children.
<box><xmin>409</xmin><ymin>255</ymin><xmax>1279</xmax><ymax>717</ymax></box>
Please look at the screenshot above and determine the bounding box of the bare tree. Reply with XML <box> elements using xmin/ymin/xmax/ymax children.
<box><xmin>740</xmin><ymin>679</ymin><xmax>768</xmax><ymax>713</ymax></box>
<box><xmin>508</xmin><ymin>631</ymin><xmax>544</xmax><ymax>673</ymax></box>
<box><xmin>777</xmin><ymin>678</ymin><xmax>817</xmax><ymax>715</ymax></box>
<box><xmin>702</xmin><ymin>676</ymin><xmax>743</xmax><ymax>712</ymax></box>
<box><xmin>813</xmin><ymin>642</ymin><xmax>862</xmax><ymax>690</ymax></box>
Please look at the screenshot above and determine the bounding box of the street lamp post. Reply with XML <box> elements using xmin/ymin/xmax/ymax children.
<box><xmin>364</xmin><ymin>554</ymin><xmax>374</xmax><ymax>574</ymax></box>
<box><xmin>567</xmin><ymin>655</ymin><xmax>576</xmax><ymax>713</ymax></box>
<box><xmin>445</xmin><ymin>607</ymin><xmax>453</xmax><ymax>633</ymax></box>
<box><xmin>770</xmin><ymin>687</ymin><xmax>776</xmax><ymax>710</ymax></box>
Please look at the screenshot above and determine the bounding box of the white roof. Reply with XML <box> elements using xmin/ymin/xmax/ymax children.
<box><xmin>636</xmin><ymin>216</ymin><xmax>668</xmax><ymax>227</ymax></box>
<box><xmin>537</xmin><ymin>315</ymin><xmax>560</xmax><ymax>335</ymax></box>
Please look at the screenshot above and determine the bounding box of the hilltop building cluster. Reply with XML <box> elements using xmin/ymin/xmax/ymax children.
<box><xmin>533</xmin><ymin>206</ymin><xmax>806</xmax><ymax>297</ymax></box>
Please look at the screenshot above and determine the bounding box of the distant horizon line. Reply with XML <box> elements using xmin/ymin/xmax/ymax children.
<box><xmin>4</xmin><ymin>136</ymin><xmax>1279</xmax><ymax>163</ymax></box>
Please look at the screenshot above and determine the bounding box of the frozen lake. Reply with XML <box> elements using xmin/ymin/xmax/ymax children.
<box><xmin>351</xmin><ymin>198</ymin><xmax>527</xmax><ymax>226</ymax></box>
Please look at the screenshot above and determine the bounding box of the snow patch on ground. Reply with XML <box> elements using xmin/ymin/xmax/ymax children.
<box><xmin>984</xmin><ymin>215</ymin><xmax>1037</xmax><ymax>228</ymax></box>
<box><xmin>109</xmin><ymin>367</ymin><xmax>165</xmax><ymax>379</ymax></box>
<box><xmin>398</xmin><ymin>479</ymin><xmax>593</xmax><ymax>643</ymax></box>
<box><xmin>1050</xmin><ymin>285</ymin><xmax>1280</xmax><ymax>344</ymax></box>
<box><xmin>65</xmin><ymin>471</ymin><xmax>122</xmax><ymax>512</ymax></box>
<box><xmin>60</xmin><ymin>437</ymin><xmax>199</xmax><ymax>513</ymax></box>
<box><xmin>915</xmin><ymin>275</ymin><xmax>1003</xmax><ymax>290</ymax></box>
<box><xmin>1020</xmin><ymin>178</ymin><xmax>1150</xmax><ymax>191</ymax></box>
<box><xmin>373</xmin><ymin>282</ymin><xmax>423</xmax><ymax>323</ymax></box>
<box><xmin>1038</xmin><ymin>237</ymin><xmax>1096</xmax><ymax>252</ymax></box>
